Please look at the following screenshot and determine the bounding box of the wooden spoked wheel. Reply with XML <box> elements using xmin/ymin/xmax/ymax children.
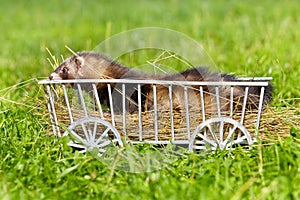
<box><xmin>63</xmin><ymin>117</ymin><xmax>123</xmax><ymax>157</ymax></box>
<box><xmin>189</xmin><ymin>117</ymin><xmax>253</xmax><ymax>152</ymax></box>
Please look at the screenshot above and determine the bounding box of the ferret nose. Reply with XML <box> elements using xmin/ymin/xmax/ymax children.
<box><xmin>49</xmin><ymin>73</ymin><xmax>62</xmax><ymax>80</ymax></box>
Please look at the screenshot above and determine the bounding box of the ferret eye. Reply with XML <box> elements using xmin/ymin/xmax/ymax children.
<box><xmin>62</xmin><ymin>68</ymin><xmax>68</xmax><ymax>74</ymax></box>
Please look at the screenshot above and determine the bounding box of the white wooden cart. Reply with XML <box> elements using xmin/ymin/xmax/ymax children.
<box><xmin>39</xmin><ymin>77</ymin><xmax>271</xmax><ymax>156</ymax></box>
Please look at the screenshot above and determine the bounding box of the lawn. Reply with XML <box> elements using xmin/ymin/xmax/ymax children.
<box><xmin>0</xmin><ymin>0</ymin><xmax>299</xmax><ymax>199</ymax></box>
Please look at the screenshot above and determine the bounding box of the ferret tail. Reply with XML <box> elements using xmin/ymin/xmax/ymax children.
<box><xmin>221</xmin><ymin>73</ymin><xmax>273</xmax><ymax>107</ymax></box>
<box><xmin>262</xmin><ymin>83</ymin><xmax>273</xmax><ymax>104</ymax></box>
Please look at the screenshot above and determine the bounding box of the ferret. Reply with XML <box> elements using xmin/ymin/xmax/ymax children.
<box><xmin>49</xmin><ymin>51</ymin><xmax>272</xmax><ymax>114</ymax></box>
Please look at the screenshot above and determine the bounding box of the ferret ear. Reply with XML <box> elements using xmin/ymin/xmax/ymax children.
<box><xmin>75</xmin><ymin>56</ymin><xmax>84</xmax><ymax>68</ymax></box>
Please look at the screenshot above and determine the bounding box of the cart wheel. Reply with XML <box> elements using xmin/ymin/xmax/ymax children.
<box><xmin>189</xmin><ymin>117</ymin><xmax>253</xmax><ymax>152</ymax></box>
<box><xmin>63</xmin><ymin>117</ymin><xmax>123</xmax><ymax>157</ymax></box>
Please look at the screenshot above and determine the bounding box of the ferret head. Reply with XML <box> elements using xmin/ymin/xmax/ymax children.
<box><xmin>49</xmin><ymin>52</ymin><xmax>110</xmax><ymax>80</ymax></box>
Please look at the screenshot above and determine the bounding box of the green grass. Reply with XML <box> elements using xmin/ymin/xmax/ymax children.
<box><xmin>0</xmin><ymin>0</ymin><xmax>299</xmax><ymax>199</ymax></box>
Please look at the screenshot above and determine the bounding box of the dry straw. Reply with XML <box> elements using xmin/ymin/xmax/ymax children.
<box><xmin>49</xmin><ymin>96</ymin><xmax>299</xmax><ymax>142</ymax></box>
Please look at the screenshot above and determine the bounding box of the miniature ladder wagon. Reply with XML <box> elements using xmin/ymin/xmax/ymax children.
<box><xmin>38</xmin><ymin>77</ymin><xmax>272</xmax><ymax>155</ymax></box>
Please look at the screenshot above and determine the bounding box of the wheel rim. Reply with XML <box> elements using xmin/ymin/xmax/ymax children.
<box><xmin>189</xmin><ymin>117</ymin><xmax>253</xmax><ymax>152</ymax></box>
<box><xmin>63</xmin><ymin>117</ymin><xmax>123</xmax><ymax>156</ymax></box>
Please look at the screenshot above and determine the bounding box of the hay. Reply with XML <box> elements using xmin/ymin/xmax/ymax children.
<box><xmin>42</xmin><ymin>83</ymin><xmax>299</xmax><ymax>141</ymax></box>
<box><xmin>51</xmin><ymin>101</ymin><xmax>299</xmax><ymax>141</ymax></box>
<box><xmin>256</xmin><ymin>107</ymin><xmax>300</xmax><ymax>139</ymax></box>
